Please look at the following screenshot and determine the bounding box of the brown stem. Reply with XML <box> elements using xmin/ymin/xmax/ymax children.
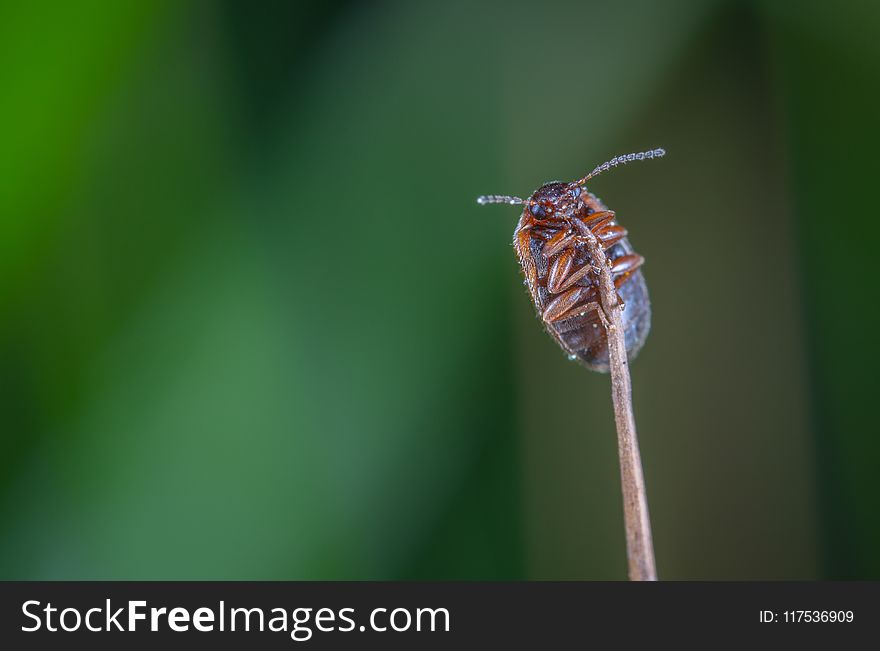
<box><xmin>581</xmin><ymin>230</ymin><xmax>657</xmax><ymax>581</ymax></box>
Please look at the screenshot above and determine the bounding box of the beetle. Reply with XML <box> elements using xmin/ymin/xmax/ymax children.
<box><xmin>476</xmin><ymin>148</ymin><xmax>664</xmax><ymax>372</ymax></box>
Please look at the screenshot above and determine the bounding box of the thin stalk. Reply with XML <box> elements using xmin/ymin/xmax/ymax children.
<box><xmin>582</xmin><ymin>231</ymin><xmax>657</xmax><ymax>581</ymax></box>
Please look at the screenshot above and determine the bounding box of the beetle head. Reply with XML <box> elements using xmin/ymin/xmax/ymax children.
<box><xmin>527</xmin><ymin>182</ymin><xmax>582</xmax><ymax>220</ymax></box>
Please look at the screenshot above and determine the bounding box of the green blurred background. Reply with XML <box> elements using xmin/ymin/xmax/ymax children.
<box><xmin>1</xmin><ymin>0</ymin><xmax>878</xmax><ymax>580</ymax></box>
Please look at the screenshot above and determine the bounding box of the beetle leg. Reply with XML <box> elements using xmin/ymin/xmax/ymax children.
<box><xmin>544</xmin><ymin>292</ymin><xmax>610</xmax><ymax>330</ymax></box>
<box><xmin>610</xmin><ymin>253</ymin><xmax>644</xmax><ymax>276</ymax></box>
<box><xmin>579</xmin><ymin>210</ymin><xmax>615</xmax><ymax>231</ymax></box>
<box><xmin>547</xmin><ymin>249</ymin><xmax>574</xmax><ymax>293</ymax></box>
<box><xmin>542</xmin><ymin>286</ymin><xmax>609</xmax><ymax>325</ymax></box>
<box><xmin>595</xmin><ymin>225</ymin><xmax>627</xmax><ymax>250</ymax></box>
<box><xmin>544</xmin><ymin>213</ymin><xmax>620</xmax><ymax>260</ymax></box>
<box><xmin>611</xmin><ymin>255</ymin><xmax>643</xmax><ymax>308</ymax></box>
<box><xmin>542</xmin><ymin>286</ymin><xmax>590</xmax><ymax>323</ymax></box>
<box><xmin>542</xmin><ymin>229</ymin><xmax>576</xmax><ymax>258</ymax></box>
<box><xmin>546</xmin><ymin>235</ymin><xmax>607</xmax><ymax>294</ymax></box>
<box><xmin>543</xmin><ymin>221</ymin><xmax>640</xmax><ymax>299</ymax></box>
<box><xmin>553</xmin><ymin>262</ymin><xmax>597</xmax><ymax>293</ymax></box>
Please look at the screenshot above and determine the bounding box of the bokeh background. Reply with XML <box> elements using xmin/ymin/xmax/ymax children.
<box><xmin>1</xmin><ymin>0</ymin><xmax>878</xmax><ymax>580</ymax></box>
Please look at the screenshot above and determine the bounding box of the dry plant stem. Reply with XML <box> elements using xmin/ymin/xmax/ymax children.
<box><xmin>581</xmin><ymin>229</ymin><xmax>657</xmax><ymax>581</ymax></box>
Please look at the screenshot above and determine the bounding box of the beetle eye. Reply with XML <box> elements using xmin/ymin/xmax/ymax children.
<box><xmin>530</xmin><ymin>203</ymin><xmax>549</xmax><ymax>219</ymax></box>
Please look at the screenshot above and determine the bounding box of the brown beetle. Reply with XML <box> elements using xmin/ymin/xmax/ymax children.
<box><xmin>477</xmin><ymin>149</ymin><xmax>664</xmax><ymax>372</ymax></box>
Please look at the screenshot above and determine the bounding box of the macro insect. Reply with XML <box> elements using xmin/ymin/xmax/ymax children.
<box><xmin>477</xmin><ymin>148</ymin><xmax>664</xmax><ymax>372</ymax></box>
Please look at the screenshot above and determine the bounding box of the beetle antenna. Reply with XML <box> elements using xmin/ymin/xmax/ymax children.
<box><xmin>576</xmin><ymin>148</ymin><xmax>666</xmax><ymax>186</ymax></box>
<box><xmin>476</xmin><ymin>194</ymin><xmax>525</xmax><ymax>206</ymax></box>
